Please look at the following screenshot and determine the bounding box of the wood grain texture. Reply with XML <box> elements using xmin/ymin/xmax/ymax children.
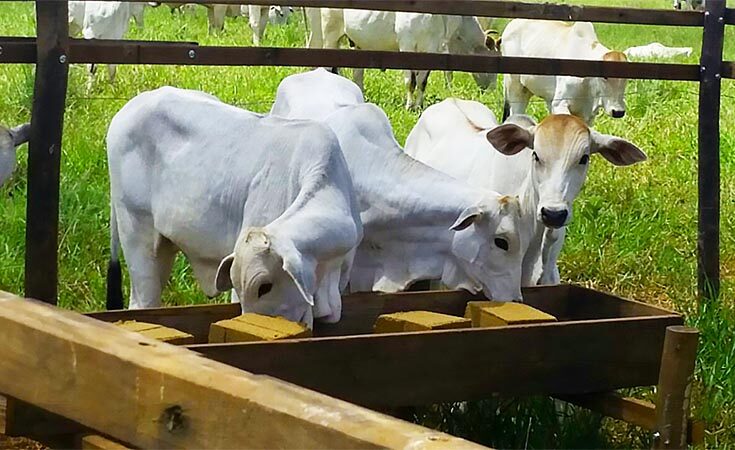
<box><xmin>0</xmin><ymin>291</ymin><xmax>487</xmax><ymax>450</ymax></box>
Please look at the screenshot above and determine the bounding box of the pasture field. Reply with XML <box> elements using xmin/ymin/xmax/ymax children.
<box><xmin>1</xmin><ymin>1</ymin><xmax>735</xmax><ymax>447</ymax></box>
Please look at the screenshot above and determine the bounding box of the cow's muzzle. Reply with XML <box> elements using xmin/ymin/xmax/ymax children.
<box><xmin>541</xmin><ymin>207</ymin><xmax>568</xmax><ymax>228</ymax></box>
<box><xmin>611</xmin><ymin>109</ymin><xmax>626</xmax><ymax>119</ymax></box>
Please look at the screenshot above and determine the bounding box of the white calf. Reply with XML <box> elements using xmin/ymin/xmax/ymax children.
<box><xmin>405</xmin><ymin>98</ymin><xmax>646</xmax><ymax>285</ymax></box>
<box><xmin>501</xmin><ymin>19</ymin><xmax>629</xmax><ymax>125</ymax></box>
<box><xmin>272</xmin><ymin>69</ymin><xmax>524</xmax><ymax>300</ymax></box>
<box><xmin>0</xmin><ymin>123</ymin><xmax>30</xmax><ymax>187</ymax></box>
<box><xmin>106</xmin><ymin>86</ymin><xmax>362</xmax><ymax>327</ymax></box>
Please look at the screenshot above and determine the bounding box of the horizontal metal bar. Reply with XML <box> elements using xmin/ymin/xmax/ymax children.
<box><xmin>0</xmin><ymin>38</ymin><xmax>703</xmax><ymax>81</ymax></box>
<box><xmin>26</xmin><ymin>0</ymin><xmax>706</xmax><ymax>26</ymax></box>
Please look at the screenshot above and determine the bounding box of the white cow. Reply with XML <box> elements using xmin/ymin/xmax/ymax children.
<box><xmin>244</xmin><ymin>5</ymin><xmax>293</xmax><ymax>45</ymax></box>
<box><xmin>0</xmin><ymin>123</ymin><xmax>30</xmax><ymax>187</ymax></box>
<box><xmin>674</xmin><ymin>0</ymin><xmax>705</xmax><ymax>11</ymax></box>
<box><xmin>68</xmin><ymin>1</ymin><xmax>147</xmax><ymax>85</ymax></box>
<box><xmin>106</xmin><ymin>86</ymin><xmax>363</xmax><ymax>327</ymax></box>
<box><xmin>308</xmin><ymin>9</ymin><xmax>498</xmax><ymax>109</ymax></box>
<box><xmin>272</xmin><ymin>69</ymin><xmax>524</xmax><ymax>300</ymax></box>
<box><xmin>405</xmin><ymin>98</ymin><xmax>646</xmax><ymax>285</ymax></box>
<box><xmin>501</xmin><ymin>19</ymin><xmax>629</xmax><ymax>125</ymax></box>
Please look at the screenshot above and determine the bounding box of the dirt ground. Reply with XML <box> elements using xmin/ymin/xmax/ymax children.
<box><xmin>0</xmin><ymin>434</ymin><xmax>48</xmax><ymax>450</ymax></box>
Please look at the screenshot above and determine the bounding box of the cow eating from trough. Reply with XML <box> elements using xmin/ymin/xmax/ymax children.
<box><xmin>501</xmin><ymin>19</ymin><xmax>629</xmax><ymax>125</ymax></box>
<box><xmin>405</xmin><ymin>98</ymin><xmax>646</xmax><ymax>285</ymax></box>
<box><xmin>271</xmin><ymin>69</ymin><xmax>524</xmax><ymax>301</ymax></box>
<box><xmin>105</xmin><ymin>87</ymin><xmax>363</xmax><ymax>327</ymax></box>
<box><xmin>0</xmin><ymin>123</ymin><xmax>30</xmax><ymax>187</ymax></box>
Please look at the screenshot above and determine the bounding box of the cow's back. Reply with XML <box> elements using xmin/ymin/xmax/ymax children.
<box><xmin>270</xmin><ymin>68</ymin><xmax>364</xmax><ymax>120</ymax></box>
<box><xmin>502</xmin><ymin>19</ymin><xmax>600</xmax><ymax>59</ymax></box>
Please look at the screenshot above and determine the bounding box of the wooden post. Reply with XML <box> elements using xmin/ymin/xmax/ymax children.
<box><xmin>24</xmin><ymin>0</ymin><xmax>69</xmax><ymax>304</ymax></box>
<box><xmin>697</xmin><ymin>0</ymin><xmax>725</xmax><ymax>302</ymax></box>
<box><xmin>653</xmin><ymin>326</ymin><xmax>699</xmax><ymax>450</ymax></box>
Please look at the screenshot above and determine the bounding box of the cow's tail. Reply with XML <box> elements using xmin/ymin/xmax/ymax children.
<box><xmin>106</xmin><ymin>203</ymin><xmax>124</xmax><ymax>310</ymax></box>
<box><xmin>502</xmin><ymin>100</ymin><xmax>510</xmax><ymax>122</ymax></box>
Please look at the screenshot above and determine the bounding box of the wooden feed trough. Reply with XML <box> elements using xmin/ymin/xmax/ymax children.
<box><xmin>0</xmin><ymin>285</ymin><xmax>701</xmax><ymax>449</ymax></box>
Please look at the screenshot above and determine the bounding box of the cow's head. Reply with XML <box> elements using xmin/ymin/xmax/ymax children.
<box><xmin>486</xmin><ymin>114</ymin><xmax>646</xmax><ymax>229</ymax></box>
<box><xmin>268</xmin><ymin>5</ymin><xmax>292</xmax><ymax>25</ymax></box>
<box><xmin>449</xmin><ymin>196</ymin><xmax>524</xmax><ymax>302</ymax></box>
<box><xmin>0</xmin><ymin>123</ymin><xmax>30</xmax><ymax>187</ymax></box>
<box><xmin>594</xmin><ymin>51</ymin><xmax>628</xmax><ymax>119</ymax></box>
<box><xmin>215</xmin><ymin>228</ymin><xmax>316</xmax><ymax>327</ymax></box>
<box><xmin>449</xmin><ymin>18</ymin><xmax>499</xmax><ymax>91</ymax></box>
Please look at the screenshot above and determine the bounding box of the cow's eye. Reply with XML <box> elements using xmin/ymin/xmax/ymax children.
<box><xmin>258</xmin><ymin>283</ymin><xmax>273</xmax><ymax>298</ymax></box>
<box><xmin>494</xmin><ymin>238</ymin><xmax>509</xmax><ymax>251</ymax></box>
<box><xmin>532</xmin><ymin>151</ymin><xmax>540</xmax><ymax>163</ymax></box>
<box><xmin>579</xmin><ymin>154</ymin><xmax>590</xmax><ymax>165</ymax></box>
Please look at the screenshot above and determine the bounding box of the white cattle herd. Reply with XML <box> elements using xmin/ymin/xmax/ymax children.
<box><xmin>6</xmin><ymin>9</ymin><xmax>694</xmax><ymax>326</ymax></box>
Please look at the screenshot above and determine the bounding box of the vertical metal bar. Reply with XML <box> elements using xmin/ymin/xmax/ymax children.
<box><xmin>697</xmin><ymin>0</ymin><xmax>725</xmax><ymax>302</ymax></box>
<box><xmin>652</xmin><ymin>326</ymin><xmax>699</xmax><ymax>450</ymax></box>
<box><xmin>24</xmin><ymin>0</ymin><xmax>69</xmax><ymax>304</ymax></box>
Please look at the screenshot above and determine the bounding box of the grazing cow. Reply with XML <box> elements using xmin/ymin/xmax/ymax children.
<box><xmin>501</xmin><ymin>19</ymin><xmax>629</xmax><ymax>125</ymax></box>
<box><xmin>673</xmin><ymin>0</ymin><xmax>705</xmax><ymax>11</ymax></box>
<box><xmin>106</xmin><ymin>86</ymin><xmax>363</xmax><ymax>327</ymax></box>
<box><xmin>68</xmin><ymin>1</ymin><xmax>147</xmax><ymax>85</ymax></box>
<box><xmin>309</xmin><ymin>9</ymin><xmax>498</xmax><ymax>109</ymax></box>
<box><xmin>0</xmin><ymin>123</ymin><xmax>30</xmax><ymax>187</ymax></box>
<box><xmin>272</xmin><ymin>70</ymin><xmax>524</xmax><ymax>300</ymax></box>
<box><xmin>244</xmin><ymin>5</ymin><xmax>293</xmax><ymax>45</ymax></box>
<box><xmin>405</xmin><ymin>98</ymin><xmax>646</xmax><ymax>285</ymax></box>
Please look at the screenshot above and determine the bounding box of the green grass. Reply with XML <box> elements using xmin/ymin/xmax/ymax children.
<box><xmin>1</xmin><ymin>1</ymin><xmax>735</xmax><ymax>447</ymax></box>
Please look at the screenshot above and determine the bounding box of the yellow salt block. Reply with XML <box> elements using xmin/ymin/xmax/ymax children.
<box><xmin>374</xmin><ymin>311</ymin><xmax>471</xmax><ymax>333</ymax></box>
<box><xmin>208</xmin><ymin>313</ymin><xmax>311</xmax><ymax>343</ymax></box>
<box><xmin>464</xmin><ymin>301</ymin><xmax>557</xmax><ymax>327</ymax></box>
<box><xmin>114</xmin><ymin>320</ymin><xmax>194</xmax><ymax>344</ymax></box>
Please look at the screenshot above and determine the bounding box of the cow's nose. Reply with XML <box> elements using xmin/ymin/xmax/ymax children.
<box><xmin>541</xmin><ymin>208</ymin><xmax>568</xmax><ymax>228</ymax></box>
<box><xmin>611</xmin><ymin>110</ymin><xmax>625</xmax><ymax>119</ymax></box>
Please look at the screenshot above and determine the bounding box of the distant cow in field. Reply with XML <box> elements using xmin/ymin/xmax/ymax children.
<box><xmin>308</xmin><ymin>9</ymin><xmax>499</xmax><ymax>109</ymax></box>
<box><xmin>673</xmin><ymin>0</ymin><xmax>705</xmax><ymax>11</ymax></box>
<box><xmin>0</xmin><ymin>123</ymin><xmax>30</xmax><ymax>187</ymax></box>
<box><xmin>68</xmin><ymin>1</ymin><xmax>148</xmax><ymax>85</ymax></box>
<box><xmin>244</xmin><ymin>5</ymin><xmax>293</xmax><ymax>45</ymax></box>
<box><xmin>106</xmin><ymin>86</ymin><xmax>362</xmax><ymax>327</ymax></box>
<box><xmin>405</xmin><ymin>98</ymin><xmax>646</xmax><ymax>285</ymax></box>
<box><xmin>272</xmin><ymin>70</ymin><xmax>524</xmax><ymax>301</ymax></box>
<box><xmin>501</xmin><ymin>19</ymin><xmax>629</xmax><ymax>125</ymax></box>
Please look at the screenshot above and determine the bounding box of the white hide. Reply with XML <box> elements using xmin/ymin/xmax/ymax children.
<box><xmin>309</xmin><ymin>9</ymin><xmax>497</xmax><ymax>109</ymax></box>
<box><xmin>243</xmin><ymin>5</ymin><xmax>293</xmax><ymax>45</ymax></box>
<box><xmin>501</xmin><ymin>19</ymin><xmax>629</xmax><ymax>125</ymax></box>
<box><xmin>272</xmin><ymin>69</ymin><xmax>524</xmax><ymax>301</ymax></box>
<box><xmin>623</xmin><ymin>43</ymin><xmax>692</xmax><ymax>59</ymax></box>
<box><xmin>404</xmin><ymin>98</ymin><xmax>647</xmax><ymax>285</ymax></box>
<box><xmin>673</xmin><ymin>0</ymin><xmax>705</xmax><ymax>11</ymax></box>
<box><xmin>68</xmin><ymin>1</ymin><xmax>147</xmax><ymax>84</ymax></box>
<box><xmin>0</xmin><ymin>123</ymin><xmax>30</xmax><ymax>187</ymax></box>
<box><xmin>106</xmin><ymin>86</ymin><xmax>362</xmax><ymax>327</ymax></box>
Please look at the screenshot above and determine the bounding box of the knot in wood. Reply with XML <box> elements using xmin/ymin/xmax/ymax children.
<box><xmin>161</xmin><ymin>405</ymin><xmax>186</xmax><ymax>433</ymax></box>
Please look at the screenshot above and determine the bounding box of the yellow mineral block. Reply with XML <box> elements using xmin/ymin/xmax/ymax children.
<box><xmin>208</xmin><ymin>313</ymin><xmax>312</xmax><ymax>343</ymax></box>
<box><xmin>374</xmin><ymin>311</ymin><xmax>471</xmax><ymax>333</ymax></box>
<box><xmin>114</xmin><ymin>320</ymin><xmax>194</xmax><ymax>344</ymax></box>
<box><xmin>464</xmin><ymin>301</ymin><xmax>557</xmax><ymax>327</ymax></box>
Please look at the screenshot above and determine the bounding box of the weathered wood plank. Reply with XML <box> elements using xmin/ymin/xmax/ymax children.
<box><xmin>697</xmin><ymin>0</ymin><xmax>726</xmax><ymax>301</ymax></box>
<box><xmin>191</xmin><ymin>315</ymin><xmax>683</xmax><ymax>407</ymax></box>
<box><xmin>0</xmin><ymin>291</ymin><xmax>487</xmax><ymax>450</ymax></box>
<box><xmin>79</xmin><ymin>434</ymin><xmax>134</xmax><ymax>450</ymax></box>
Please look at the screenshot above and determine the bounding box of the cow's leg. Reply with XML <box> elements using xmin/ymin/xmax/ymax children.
<box><xmin>207</xmin><ymin>4</ymin><xmax>226</xmax><ymax>34</ymax></box>
<box><xmin>444</xmin><ymin>70</ymin><xmax>453</xmax><ymax>88</ymax></box>
<box><xmin>107</xmin><ymin>64</ymin><xmax>117</xmax><ymax>84</ymax></box>
<box><xmin>503</xmin><ymin>74</ymin><xmax>532</xmax><ymax>119</ymax></box>
<box><xmin>305</xmin><ymin>7</ymin><xmax>322</xmax><ymax>48</ymax></box>
<box><xmin>414</xmin><ymin>70</ymin><xmax>430</xmax><ymax>109</ymax></box>
<box><xmin>117</xmin><ymin>210</ymin><xmax>177</xmax><ymax>309</ymax></box>
<box><xmin>404</xmin><ymin>70</ymin><xmax>417</xmax><ymax>110</ymax></box>
<box><xmin>538</xmin><ymin>227</ymin><xmax>564</xmax><ymax>285</ymax></box>
<box><xmin>353</xmin><ymin>68</ymin><xmax>365</xmax><ymax>92</ymax></box>
<box><xmin>248</xmin><ymin>5</ymin><xmax>267</xmax><ymax>45</ymax></box>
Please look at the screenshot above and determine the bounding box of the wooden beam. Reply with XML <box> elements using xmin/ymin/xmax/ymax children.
<box><xmin>190</xmin><ymin>315</ymin><xmax>683</xmax><ymax>407</ymax></box>
<box><xmin>24</xmin><ymin>1</ymin><xmax>69</xmax><ymax>304</ymax></box>
<box><xmin>79</xmin><ymin>434</ymin><xmax>135</xmax><ymax>450</ymax></box>
<box><xmin>697</xmin><ymin>0</ymin><xmax>726</xmax><ymax>302</ymax></box>
<box><xmin>653</xmin><ymin>326</ymin><xmax>699</xmax><ymax>450</ymax></box>
<box><xmin>0</xmin><ymin>291</ymin><xmax>487</xmax><ymax>450</ymax></box>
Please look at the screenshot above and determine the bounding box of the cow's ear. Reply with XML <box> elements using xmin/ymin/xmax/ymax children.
<box><xmin>590</xmin><ymin>130</ymin><xmax>647</xmax><ymax>166</ymax></box>
<box><xmin>451</xmin><ymin>206</ymin><xmax>484</xmax><ymax>231</ymax></box>
<box><xmin>9</xmin><ymin>123</ymin><xmax>30</xmax><ymax>147</ymax></box>
<box><xmin>272</xmin><ymin>237</ymin><xmax>316</xmax><ymax>306</ymax></box>
<box><xmin>486</xmin><ymin>123</ymin><xmax>534</xmax><ymax>155</ymax></box>
<box><xmin>214</xmin><ymin>253</ymin><xmax>235</xmax><ymax>292</ymax></box>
